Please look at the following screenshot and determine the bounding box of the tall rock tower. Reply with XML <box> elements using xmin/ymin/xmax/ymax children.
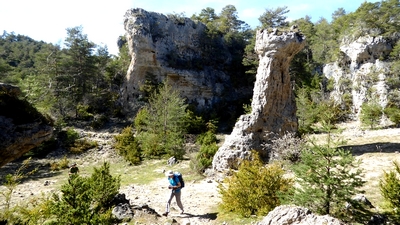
<box><xmin>212</xmin><ymin>29</ymin><xmax>305</xmax><ymax>171</ymax></box>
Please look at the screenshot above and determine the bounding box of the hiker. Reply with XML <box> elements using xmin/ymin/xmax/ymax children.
<box><xmin>162</xmin><ymin>170</ymin><xmax>184</xmax><ymax>216</ymax></box>
<box><xmin>69</xmin><ymin>163</ymin><xmax>79</xmax><ymax>176</ymax></box>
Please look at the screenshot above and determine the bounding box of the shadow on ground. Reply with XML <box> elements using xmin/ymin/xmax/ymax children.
<box><xmin>0</xmin><ymin>158</ymin><xmax>63</xmax><ymax>184</ymax></box>
<box><xmin>178</xmin><ymin>212</ymin><xmax>218</xmax><ymax>220</ymax></box>
<box><xmin>343</xmin><ymin>142</ymin><xmax>400</xmax><ymax>156</ymax></box>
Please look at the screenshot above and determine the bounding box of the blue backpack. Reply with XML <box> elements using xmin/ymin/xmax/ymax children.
<box><xmin>174</xmin><ymin>172</ymin><xmax>185</xmax><ymax>188</ymax></box>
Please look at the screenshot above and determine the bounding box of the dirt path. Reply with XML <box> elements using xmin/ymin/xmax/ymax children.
<box><xmin>120</xmin><ymin>175</ymin><xmax>221</xmax><ymax>224</ymax></box>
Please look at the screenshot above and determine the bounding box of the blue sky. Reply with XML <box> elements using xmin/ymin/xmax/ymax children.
<box><xmin>0</xmin><ymin>0</ymin><xmax>373</xmax><ymax>55</ymax></box>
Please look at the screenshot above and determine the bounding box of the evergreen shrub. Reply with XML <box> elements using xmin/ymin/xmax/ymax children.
<box><xmin>114</xmin><ymin>126</ymin><xmax>142</xmax><ymax>165</ymax></box>
<box><xmin>380</xmin><ymin>161</ymin><xmax>400</xmax><ymax>210</ymax></box>
<box><xmin>384</xmin><ymin>107</ymin><xmax>400</xmax><ymax>126</ymax></box>
<box><xmin>49</xmin><ymin>162</ymin><xmax>120</xmax><ymax>224</ymax></box>
<box><xmin>218</xmin><ymin>152</ymin><xmax>293</xmax><ymax>217</ymax></box>
<box><xmin>360</xmin><ymin>102</ymin><xmax>383</xmax><ymax>129</ymax></box>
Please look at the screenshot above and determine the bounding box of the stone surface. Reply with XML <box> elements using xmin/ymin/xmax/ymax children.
<box><xmin>0</xmin><ymin>84</ymin><xmax>53</xmax><ymax>167</ymax></box>
<box><xmin>257</xmin><ymin>205</ymin><xmax>345</xmax><ymax>225</ymax></box>
<box><xmin>212</xmin><ymin>29</ymin><xmax>305</xmax><ymax>171</ymax></box>
<box><xmin>112</xmin><ymin>203</ymin><xmax>134</xmax><ymax>220</ymax></box>
<box><xmin>121</xmin><ymin>8</ymin><xmax>251</xmax><ymax>117</ymax></box>
<box><xmin>323</xmin><ymin>35</ymin><xmax>399</xmax><ymax>120</ymax></box>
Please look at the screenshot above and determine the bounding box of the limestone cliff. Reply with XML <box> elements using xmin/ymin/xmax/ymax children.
<box><xmin>121</xmin><ymin>8</ymin><xmax>251</xmax><ymax>118</ymax></box>
<box><xmin>212</xmin><ymin>29</ymin><xmax>305</xmax><ymax>172</ymax></box>
<box><xmin>0</xmin><ymin>83</ymin><xmax>53</xmax><ymax>167</ymax></box>
<box><xmin>323</xmin><ymin>35</ymin><xmax>399</xmax><ymax>121</ymax></box>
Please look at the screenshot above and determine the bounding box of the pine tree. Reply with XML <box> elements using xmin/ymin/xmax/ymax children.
<box><xmin>49</xmin><ymin>162</ymin><xmax>119</xmax><ymax>224</ymax></box>
<box><xmin>135</xmin><ymin>81</ymin><xmax>188</xmax><ymax>159</ymax></box>
<box><xmin>114</xmin><ymin>126</ymin><xmax>142</xmax><ymax>165</ymax></box>
<box><xmin>360</xmin><ymin>102</ymin><xmax>383</xmax><ymax>129</ymax></box>
<box><xmin>282</xmin><ymin>125</ymin><xmax>365</xmax><ymax>218</ymax></box>
<box><xmin>380</xmin><ymin>161</ymin><xmax>400</xmax><ymax>210</ymax></box>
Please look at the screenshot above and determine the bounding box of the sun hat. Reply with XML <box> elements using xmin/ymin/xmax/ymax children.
<box><xmin>165</xmin><ymin>170</ymin><xmax>174</xmax><ymax>177</ymax></box>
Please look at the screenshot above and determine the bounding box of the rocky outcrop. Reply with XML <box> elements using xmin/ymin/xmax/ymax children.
<box><xmin>257</xmin><ymin>205</ymin><xmax>345</xmax><ymax>225</ymax></box>
<box><xmin>121</xmin><ymin>8</ymin><xmax>250</xmax><ymax>116</ymax></box>
<box><xmin>212</xmin><ymin>29</ymin><xmax>305</xmax><ymax>171</ymax></box>
<box><xmin>323</xmin><ymin>35</ymin><xmax>399</xmax><ymax>119</ymax></box>
<box><xmin>0</xmin><ymin>83</ymin><xmax>53</xmax><ymax>167</ymax></box>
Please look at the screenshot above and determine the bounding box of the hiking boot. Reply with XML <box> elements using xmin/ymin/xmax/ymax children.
<box><xmin>181</xmin><ymin>210</ymin><xmax>184</xmax><ymax>214</ymax></box>
<box><xmin>162</xmin><ymin>212</ymin><xmax>168</xmax><ymax>217</ymax></box>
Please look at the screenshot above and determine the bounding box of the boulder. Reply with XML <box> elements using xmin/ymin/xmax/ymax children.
<box><xmin>257</xmin><ymin>205</ymin><xmax>345</xmax><ymax>225</ymax></box>
<box><xmin>112</xmin><ymin>203</ymin><xmax>134</xmax><ymax>220</ymax></box>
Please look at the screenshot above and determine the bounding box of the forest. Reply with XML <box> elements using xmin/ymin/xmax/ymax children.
<box><xmin>1</xmin><ymin>0</ymin><xmax>400</xmax><ymax>224</ymax></box>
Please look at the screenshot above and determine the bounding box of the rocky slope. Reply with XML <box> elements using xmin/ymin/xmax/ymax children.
<box><xmin>323</xmin><ymin>34</ymin><xmax>400</xmax><ymax>119</ymax></box>
<box><xmin>0</xmin><ymin>83</ymin><xmax>53</xmax><ymax>167</ymax></box>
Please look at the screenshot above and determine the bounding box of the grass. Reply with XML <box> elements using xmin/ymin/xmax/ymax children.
<box><xmin>216</xmin><ymin>210</ymin><xmax>262</xmax><ymax>224</ymax></box>
<box><xmin>111</xmin><ymin>159</ymin><xmax>166</xmax><ymax>186</ymax></box>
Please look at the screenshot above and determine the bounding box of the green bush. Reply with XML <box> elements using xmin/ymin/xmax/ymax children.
<box><xmin>185</xmin><ymin>109</ymin><xmax>206</xmax><ymax>134</ymax></box>
<box><xmin>191</xmin><ymin>130</ymin><xmax>219</xmax><ymax>173</ymax></box>
<box><xmin>360</xmin><ymin>102</ymin><xmax>383</xmax><ymax>129</ymax></box>
<box><xmin>193</xmin><ymin>143</ymin><xmax>218</xmax><ymax>173</ymax></box>
<box><xmin>196</xmin><ymin>131</ymin><xmax>218</xmax><ymax>146</ymax></box>
<box><xmin>58</xmin><ymin>128</ymin><xmax>79</xmax><ymax>147</ymax></box>
<box><xmin>114</xmin><ymin>126</ymin><xmax>142</xmax><ymax>165</ymax></box>
<box><xmin>76</xmin><ymin>103</ymin><xmax>94</xmax><ymax>121</ymax></box>
<box><xmin>380</xmin><ymin>161</ymin><xmax>400</xmax><ymax>210</ymax></box>
<box><xmin>90</xmin><ymin>114</ymin><xmax>108</xmax><ymax>129</ymax></box>
<box><xmin>49</xmin><ymin>162</ymin><xmax>120</xmax><ymax>224</ymax></box>
<box><xmin>69</xmin><ymin>139</ymin><xmax>98</xmax><ymax>154</ymax></box>
<box><xmin>218</xmin><ymin>152</ymin><xmax>293</xmax><ymax>217</ymax></box>
<box><xmin>384</xmin><ymin>107</ymin><xmax>400</xmax><ymax>126</ymax></box>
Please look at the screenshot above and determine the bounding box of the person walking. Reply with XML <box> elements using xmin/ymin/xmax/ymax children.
<box><xmin>162</xmin><ymin>170</ymin><xmax>184</xmax><ymax>216</ymax></box>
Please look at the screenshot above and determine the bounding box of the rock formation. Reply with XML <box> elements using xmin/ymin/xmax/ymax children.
<box><xmin>323</xmin><ymin>35</ymin><xmax>399</xmax><ymax>120</ymax></box>
<box><xmin>121</xmin><ymin>8</ymin><xmax>252</xmax><ymax>118</ymax></box>
<box><xmin>257</xmin><ymin>205</ymin><xmax>345</xmax><ymax>225</ymax></box>
<box><xmin>212</xmin><ymin>29</ymin><xmax>305</xmax><ymax>171</ymax></box>
<box><xmin>0</xmin><ymin>83</ymin><xmax>53</xmax><ymax>167</ymax></box>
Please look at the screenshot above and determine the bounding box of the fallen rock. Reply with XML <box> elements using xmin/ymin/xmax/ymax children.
<box><xmin>112</xmin><ymin>203</ymin><xmax>134</xmax><ymax>220</ymax></box>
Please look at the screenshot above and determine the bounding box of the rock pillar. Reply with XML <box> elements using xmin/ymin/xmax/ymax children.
<box><xmin>212</xmin><ymin>29</ymin><xmax>305</xmax><ymax>171</ymax></box>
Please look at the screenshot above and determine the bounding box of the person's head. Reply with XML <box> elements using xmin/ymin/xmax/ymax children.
<box><xmin>71</xmin><ymin>163</ymin><xmax>77</xmax><ymax>167</ymax></box>
<box><xmin>165</xmin><ymin>170</ymin><xmax>174</xmax><ymax>178</ymax></box>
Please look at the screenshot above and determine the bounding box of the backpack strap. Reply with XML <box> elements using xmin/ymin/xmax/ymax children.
<box><xmin>173</xmin><ymin>175</ymin><xmax>179</xmax><ymax>184</ymax></box>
